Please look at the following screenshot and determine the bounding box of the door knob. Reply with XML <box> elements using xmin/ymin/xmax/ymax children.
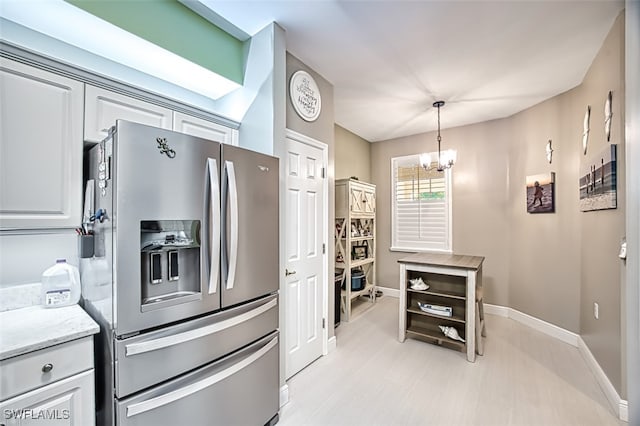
<box><xmin>285</xmin><ymin>269</ymin><xmax>296</xmax><ymax>276</ymax></box>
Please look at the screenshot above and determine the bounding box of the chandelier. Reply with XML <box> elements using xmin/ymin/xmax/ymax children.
<box><xmin>420</xmin><ymin>100</ymin><xmax>456</xmax><ymax>172</ymax></box>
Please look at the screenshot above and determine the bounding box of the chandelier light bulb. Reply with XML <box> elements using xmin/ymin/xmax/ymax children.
<box><xmin>420</xmin><ymin>153</ymin><xmax>432</xmax><ymax>169</ymax></box>
<box><xmin>439</xmin><ymin>149</ymin><xmax>457</xmax><ymax>169</ymax></box>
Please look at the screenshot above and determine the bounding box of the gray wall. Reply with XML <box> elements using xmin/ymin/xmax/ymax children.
<box><xmin>577</xmin><ymin>12</ymin><xmax>626</xmax><ymax>395</ymax></box>
<box><xmin>509</xmin><ymin>12</ymin><xmax>625</xmax><ymax>394</ymax></box>
<box><xmin>624</xmin><ymin>1</ymin><xmax>640</xmax><ymax>421</ymax></box>
<box><xmin>283</xmin><ymin>53</ymin><xmax>336</xmax><ymax>341</ymax></box>
<box><xmin>508</xmin><ymin>94</ymin><xmax>582</xmax><ymax>334</ymax></box>
<box><xmin>371</xmin><ymin>12</ymin><xmax>625</xmax><ymax>395</ymax></box>
<box><xmin>335</xmin><ymin>124</ymin><xmax>371</xmax><ymax>182</ymax></box>
<box><xmin>370</xmin><ymin>118</ymin><xmax>511</xmax><ymax>307</ymax></box>
<box><xmin>286</xmin><ymin>54</ymin><xmax>335</xmax><ymax>145</ymax></box>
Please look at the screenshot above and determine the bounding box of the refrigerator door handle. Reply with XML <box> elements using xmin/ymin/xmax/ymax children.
<box><xmin>124</xmin><ymin>297</ymin><xmax>277</xmax><ymax>356</ymax></box>
<box><xmin>206</xmin><ymin>158</ymin><xmax>220</xmax><ymax>294</ymax></box>
<box><xmin>224</xmin><ymin>160</ymin><xmax>239</xmax><ymax>290</ymax></box>
<box><xmin>125</xmin><ymin>336</ymin><xmax>278</xmax><ymax>418</ymax></box>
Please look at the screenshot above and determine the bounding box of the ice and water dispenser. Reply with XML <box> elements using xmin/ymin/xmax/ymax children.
<box><xmin>140</xmin><ymin>220</ymin><xmax>201</xmax><ymax>310</ymax></box>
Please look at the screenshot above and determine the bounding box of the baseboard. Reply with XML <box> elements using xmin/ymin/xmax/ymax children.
<box><xmin>486</xmin><ymin>304</ymin><xmax>578</xmax><ymax>346</ymax></box>
<box><xmin>619</xmin><ymin>400</ymin><xmax>628</xmax><ymax>422</ymax></box>
<box><xmin>508</xmin><ymin>308</ymin><xmax>579</xmax><ymax>347</ymax></box>
<box><xmin>327</xmin><ymin>335</ymin><xmax>337</xmax><ymax>354</ymax></box>
<box><xmin>376</xmin><ymin>285</ymin><xmax>399</xmax><ymax>298</ymax></box>
<box><xmin>279</xmin><ymin>384</ymin><xmax>289</xmax><ymax>408</ymax></box>
<box><xmin>486</xmin><ymin>303</ymin><xmax>626</xmax><ymax>421</ymax></box>
<box><xmin>484</xmin><ymin>303</ymin><xmax>509</xmax><ymax>317</ymax></box>
<box><xmin>577</xmin><ymin>337</ymin><xmax>628</xmax><ymax>422</ymax></box>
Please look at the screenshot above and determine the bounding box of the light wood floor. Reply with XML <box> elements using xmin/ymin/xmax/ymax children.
<box><xmin>279</xmin><ymin>296</ymin><xmax>623</xmax><ymax>426</ymax></box>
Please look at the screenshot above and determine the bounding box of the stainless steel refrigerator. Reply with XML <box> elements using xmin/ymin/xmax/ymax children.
<box><xmin>80</xmin><ymin>120</ymin><xmax>280</xmax><ymax>426</ymax></box>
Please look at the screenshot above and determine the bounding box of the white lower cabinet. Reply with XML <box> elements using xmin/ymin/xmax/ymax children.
<box><xmin>0</xmin><ymin>369</ymin><xmax>94</xmax><ymax>426</ymax></box>
<box><xmin>0</xmin><ymin>337</ymin><xmax>95</xmax><ymax>426</ymax></box>
<box><xmin>0</xmin><ymin>58</ymin><xmax>84</xmax><ymax>230</ymax></box>
<box><xmin>84</xmin><ymin>85</ymin><xmax>173</xmax><ymax>143</ymax></box>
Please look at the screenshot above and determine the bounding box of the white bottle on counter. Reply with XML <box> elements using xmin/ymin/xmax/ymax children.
<box><xmin>41</xmin><ymin>259</ymin><xmax>81</xmax><ymax>308</ymax></box>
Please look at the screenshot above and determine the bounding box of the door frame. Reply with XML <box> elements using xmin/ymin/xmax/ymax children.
<box><xmin>625</xmin><ymin>2</ymin><xmax>640</xmax><ymax>423</ymax></box>
<box><xmin>283</xmin><ymin>128</ymin><xmax>330</xmax><ymax>359</ymax></box>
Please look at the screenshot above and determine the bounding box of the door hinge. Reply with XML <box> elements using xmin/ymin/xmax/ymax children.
<box><xmin>321</xmin><ymin>167</ymin><xmax>326</xmax><ymax>178</ymax></box>
<box><xmin>322</xmin><ymin>243</ymin><xmax>326</xmax><ymax>254</ymax></box>
<box><xmin>322</xmin><ymin>318</ymin><xmax>326</xmax><ymax>329</ymax></box>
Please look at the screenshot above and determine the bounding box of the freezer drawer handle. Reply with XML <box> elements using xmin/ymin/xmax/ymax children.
<box><xmin>124</xmin><ymin>297</ymin><xmax>277</xmax><ymax>356</ymax></box>
<box><xmin>126</xmin><ymin>336</ymin><xmax>278</xmax><ymax>418</ymax></box>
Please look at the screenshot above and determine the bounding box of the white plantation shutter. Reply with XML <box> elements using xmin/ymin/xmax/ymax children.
<box><xmin>391</xmin><ymin>154</ymin><xmax>452</xmax><ymax>252</ymax></box>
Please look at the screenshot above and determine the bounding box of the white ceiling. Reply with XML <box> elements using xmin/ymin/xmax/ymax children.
<box><xmin>200</xmin><ymin>0</ymin><xmax>623</xmax><ymax>142</ymax></box>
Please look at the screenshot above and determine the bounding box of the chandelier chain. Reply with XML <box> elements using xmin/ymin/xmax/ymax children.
<box><xmin>435</xmin><ymin>100</ymin><xmax>443</xmax><ymax>171</ymax></box>
<box><xmin>421</xmin><ymin>100</ymin><xmax>454</xmax><ymax>172</ymax></box>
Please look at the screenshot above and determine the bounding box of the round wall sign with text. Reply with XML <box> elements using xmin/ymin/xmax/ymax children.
<box><xmin>290</xmin><ymin>70</ymin><xmax>322</xmax><ymax>122</ymax></box>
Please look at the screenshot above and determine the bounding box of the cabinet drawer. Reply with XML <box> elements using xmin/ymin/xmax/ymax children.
<box><xmin>0</xmin><ymin>337</ymin><xmax>93</xmax><ymax>401</ymax></box>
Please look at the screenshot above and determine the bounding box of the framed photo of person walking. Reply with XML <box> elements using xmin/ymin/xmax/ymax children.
<box><xmin>579</xmin><ymin>144</ymin><xmax>617</xmax><ymax>212</ymax></box>
<box><xmin>526</xmin><ymin>172</ymin><xmax>555</xmax><ymax>213</ymax></box>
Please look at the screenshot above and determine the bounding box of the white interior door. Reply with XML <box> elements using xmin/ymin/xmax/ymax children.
<box><xmin>284</xmin><ymin>134</ymin><xmax>326</xmax><ymax>379</ymax></box>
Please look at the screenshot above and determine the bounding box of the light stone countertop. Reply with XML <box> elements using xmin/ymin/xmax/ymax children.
<box><xmin>0</xmin><ymin>304</ymin><xmax>99</xmax><ymax>360</ymax></box>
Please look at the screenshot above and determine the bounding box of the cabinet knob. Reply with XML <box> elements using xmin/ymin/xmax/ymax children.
<box><xmin>42</xmin><ymin>363</ymin><xmax>54</xmax><ymax>373</ymax></box>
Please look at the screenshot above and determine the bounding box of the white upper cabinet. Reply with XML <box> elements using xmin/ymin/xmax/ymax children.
<box><xmin>173</xmin><ymin>111</ymin><xmax>238</xmax><ymax>145</ymax></box>
<box><xmin>348</xmin><ymin>181</ymin><xmax>376</xmax><ymax>215</ymax></box>
<box><xmin>0</xmin><ymin>58</ymin><xmax>84</xmax><ymax>230</ymax></box>
<box><xmin>84</xmin><ymin>85</ymin><xmax>172</xmax><ymax>143</ymax></box>
<box><xmin>85</xmin><ymin>86</ymin><xmax>237</xmax><ymax>145</ymax></box>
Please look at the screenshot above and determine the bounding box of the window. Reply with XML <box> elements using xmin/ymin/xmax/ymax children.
<box><xmin>391</xmin><ymin>154</ymin><xmax>452</xmax><ymax>252</ymax></box>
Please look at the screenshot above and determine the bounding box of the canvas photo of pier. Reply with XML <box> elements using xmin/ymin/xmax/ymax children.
<box><xmin>579</xmin><ymin>144</ymin><xmax>617</xmax><ymax>212</ymax></box>
<box><xmin>526</xmin><ymin>172</ymin><xmax>555</xmax><ymax>213</ymax></box>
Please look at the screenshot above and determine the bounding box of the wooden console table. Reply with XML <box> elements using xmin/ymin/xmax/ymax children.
<box><xmin>398</xmin><ymin>253</ymin><xmax>484</xmax><ymax>362</ymax></box>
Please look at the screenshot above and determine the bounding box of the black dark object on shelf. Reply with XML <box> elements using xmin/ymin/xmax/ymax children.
<box><xmin>334</xmin><ymin>272</ymin><xmax>342</xmax><ymax>327</ymax></box>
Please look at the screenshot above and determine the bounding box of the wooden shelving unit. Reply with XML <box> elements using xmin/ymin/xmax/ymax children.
<box><xmin>335</xmin><ymin>178</ymin><xmax>376</xmax><ymax>322</ymax></box>
<box><xmin>398</xmin><ymin>253</ymin><xmax>484</xmax><ymax>362</ymax></box>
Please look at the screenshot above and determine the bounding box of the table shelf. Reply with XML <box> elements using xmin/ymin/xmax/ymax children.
<box><xmin>406</xmin><ymin>325</ymin><xmax>466</xmax><ymax>350</ymax></box>
<box><xmin>398</xmin><ymin>253</ymin><xmax>484</xmax><ymax>362</ymax></box>
<box><xmin>407</xmin><ymin>307</ymin><xmax>466</xmax><ymax>324</ymax></box>
<box><xmin>406</xmin><ymin>287</ymin><xmax>465</xmax><ymax>301</ymax></box>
